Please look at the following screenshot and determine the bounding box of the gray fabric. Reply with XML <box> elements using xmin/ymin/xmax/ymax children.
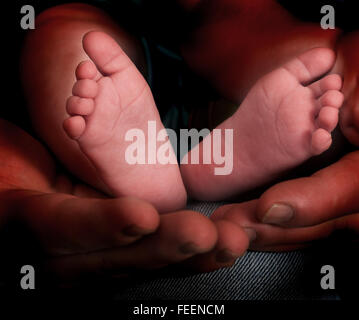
<box><xmin>114</xmin><ymin>201</ymin><xmax>335</xmax><ymax>301</ymax></box>
<box><xmin>0</xmin><ymin>201</ymin><xmax>342</xmax><ymax>300</ymax></box>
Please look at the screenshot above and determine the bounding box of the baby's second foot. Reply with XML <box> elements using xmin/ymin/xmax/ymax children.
<box><xmin>181</xmin><ymin>48</ymin><xmax>344</xmax><ymax>201</ymax></box>
<box><xmin>63</xmin><ymin>31</ymin><xmax>186</xmax><ymax>212</ymax></box>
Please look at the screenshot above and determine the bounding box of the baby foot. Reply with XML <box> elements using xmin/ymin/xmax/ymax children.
<box><xmin>181</xmin><ymin>48</ymin><xmax>344</xmax><ymax>201</ymax></box>
<box><xmin>63</xmin><ymin>31</ymin><xmax>186</xmax><ymax>213</ymax></box>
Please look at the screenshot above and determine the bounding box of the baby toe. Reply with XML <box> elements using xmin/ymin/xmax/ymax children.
<box><xmin>66</xmin><ymin>96</ymin><xmax>94</xmax><ymax>116</ymax></box>
<box><xmin>76</xmin><ymin>60</ymin><xmax>99</xmax><ymax>80</ymax></box>
<box><xmin>281</xmin><ymin>48</ymin><xmax>335</xmax><ymax>84</ymax></box>
<box><xmin>63</xmin><ymin>116</ymin><xmax>86</xmax><ymax>140</ymax></box>
<box><xmin>319</xmin><ymin>90</ymin><xmax>344</xmax><ymax>109</ymax></box>
<box><xmin>311</xmin><ymin>128</ymin><xmax>332</xmax><ymax>155</ymax></box>
<box><xmin>316</xmin><ymin>106</ymin><xmax>339</xmax><ymax>132</ymax></box>
<box><xmin>325</xmin><ymin>74</ymin><xmax>343</xmax><ymax>91</ymax></box>
<box><xmin>72</xmin><ymin>79</ymin><xmax>98</xmax><ymax>99</ymax></box>
<box><xmin>309</xmin><ymin>74</ymin><xmax>342</xmax><ymax>98</ymax></box>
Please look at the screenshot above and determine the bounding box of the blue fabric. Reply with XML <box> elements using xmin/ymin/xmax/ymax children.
<box><xmin>114</xmin><ymin>201</ymin><xmax>342</xmax><ymax>300</ymax></box>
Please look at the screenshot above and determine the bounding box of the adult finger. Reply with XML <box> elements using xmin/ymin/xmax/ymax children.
<box><xmin>8</xmin><ymin>191</ymin><xmax>160</xmax><ymax>255</ymax></box>
<box><xmin>184</xmin><ymin>219</ymin><xmax>250</xmax><ymax>272</ymax></box>
<box><xmin>256</xmin><ymin>152</ymin><xmax>359</xmax><ymax>228</ymax></box>
<box><xmin>45</xmin><ymin>210</ymin><xmax>218</xmax><ymax>278</ymax></box>
<box><xmin>213</xmin><ymin>200</ymin><xmax>358</xmax><ymax>251</ymax></box>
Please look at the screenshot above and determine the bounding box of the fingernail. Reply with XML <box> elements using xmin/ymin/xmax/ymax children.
<box><xmin>216</xmin><ymin>249</ymin><xmax>238</xmax><ymax>263</ymax></box>
<box><xmin>122</xmin><ymin>225</ymin><xmax>148</xmax><ymax>237</ymax></box>
<box><xmin>262</xmin><ymin>204</ymin><xmax>294</xmax><ymax>225</ymax></box>
<box><xmin>243</xmin><ymin>228</ymin><xmax>257</xmax><ymax>242</ymax></box>
<box><xmin>179</xmin><ymin>242</ymin><xmax>199</xmax><ymax>254</ymax></box>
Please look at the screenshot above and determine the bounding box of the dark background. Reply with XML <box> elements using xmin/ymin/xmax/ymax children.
<box><xmin>0</xmin><ymin>0</ymin><xmax>357</xmax><ymax>302</ymax></box>
<box><xmin>4</xmin><ymin>0</ymin><xmax>359</xmax><ymax>130</ymax></box>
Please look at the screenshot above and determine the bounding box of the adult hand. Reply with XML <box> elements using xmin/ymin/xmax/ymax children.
<box><xmin>0</xmin><ymin>119</ymin><xmax>249</xmax><ymax>282</ymax></box>
<box><xmin>212</xmin><ymin>151</ymin><xmax>359</xmax><ymax>251</ymax></box>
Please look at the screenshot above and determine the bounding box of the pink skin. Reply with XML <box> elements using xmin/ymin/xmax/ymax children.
<box><xmin>176</xmin><ymin>0</ymin><xmax>359</xmax><ymax>252</ymax></box>
<box><xmin>64</xmin><ymin>33</ymin><xmax>343</xmax><ymax>206</ymax></box>
<box><xmin>181</xmin><ymin>48</ymin><xmax>343</xmax><ymax>200</ymax></box>
<box><xmin>177</xmin><ymin>0</ymin><xmax>359</xmax><ymax>150</ymax></box>
<box><xmin>180</xmin><ymin>0</ymin><xmax>341</xmax><ymax>106</ymax></box>
<box><xmin>18</xmin><ymin>4</ymin><xmax>249</xmax><ymax>278</ymax></box>
<box><xmin>0</xmin><ymin>118</ymin><xmax>248</xmax><ymax>277</ymax></box>
<box><xmin>63</xmin><ymin>31</ymin><xmax>187</xmax><ymax>213</ymax></box>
